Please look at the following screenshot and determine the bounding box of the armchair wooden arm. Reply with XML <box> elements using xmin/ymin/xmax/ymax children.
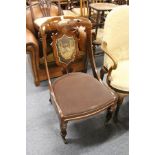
<box><xmin>101</xmin><ymin>41</ymin><xmax>117</xmax><ymax>69</ymax></box>
<box><xmin>100</xmin><ymin>41</ymin><xmax>117</xmax><ymax>80</ymax></box>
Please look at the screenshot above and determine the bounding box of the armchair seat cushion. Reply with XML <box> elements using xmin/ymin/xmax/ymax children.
<box><xmin>110</xmin><ymin>60</ymin><xmax>129</xmax><ymax>91</ymax></box>
<box><xmin>53</xmin><ymin>72</ymin><xmax>116</xmax><ymax>116</ymax></box>
<box><xmin>34</xmin><ymin>16</ymin><xmax>56</xmax><ymax>28</ymax></box>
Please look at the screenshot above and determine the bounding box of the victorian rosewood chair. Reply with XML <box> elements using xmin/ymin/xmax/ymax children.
<box><xmin>100</xmin><ymin>5</ymin><xmax>129</xmax><ymax>121</ymax></box>
<box><xmin>40</xmin><ymin>16</ymin><xmax>118</xmax><ymax>143</ymax></box>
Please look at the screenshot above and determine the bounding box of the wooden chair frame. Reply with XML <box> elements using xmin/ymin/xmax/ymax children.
<box><xmin>40</xmin><ymin>16</ymin><xmax>118</xmax><ymax>143</ymax></box>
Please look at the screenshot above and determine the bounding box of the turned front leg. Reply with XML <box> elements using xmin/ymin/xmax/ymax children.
<box><xmin>113</xmin><ymin>95</ymin><xmax>124</xmax><ymax>122</ymax></box>
<box><xmin>60</xmin><ymin>120</ymin><xmax>68</xmax><ymax>144</ymax></box>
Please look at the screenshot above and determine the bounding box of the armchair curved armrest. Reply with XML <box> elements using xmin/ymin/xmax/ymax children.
<box><xmin>100</xmin><ymin>41</ymin><xmax>117</xmax><ymax>81</ymax></box>
<box><xmin>101</xmin><ymin>41</ymin><xmax>117</xmax><ymax>70</ymax></box>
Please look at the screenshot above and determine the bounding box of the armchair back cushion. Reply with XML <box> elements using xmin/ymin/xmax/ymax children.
<box><xmin>102</xmin><ymin>5</ymin><xmax>129</xmax><ymax>68</ymax></box>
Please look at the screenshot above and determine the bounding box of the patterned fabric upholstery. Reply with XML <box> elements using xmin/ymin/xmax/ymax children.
<box><xmin>39</xmin><ymin>24</ymin><xmax>87</xmax><ymax>64</ymax></box>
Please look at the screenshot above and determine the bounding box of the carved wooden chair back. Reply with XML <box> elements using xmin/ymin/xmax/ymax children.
<box><xmin>40</xmin><ymin>16</ymin><xmax>98</xmax><ymax>79</ymax></box>
<box><xmin>28</xmin><ymin>0</ymin><xmax>62</xmax><ymax>22</ymax></box>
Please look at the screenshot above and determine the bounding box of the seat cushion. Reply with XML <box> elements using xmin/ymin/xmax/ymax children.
<box><xmin>110</xmin><ymin>60</ymin><xmax>129</xmax><ymax>91</ymax></box>
<box><xmin>34</xmin><ymin>16</ymin><xmax>56</xmax><ymax>28</ymax></box>
<box><xmin>102</xmin><ymin>5</ymin><xmax>129</xmax><ymax>61</ymax></box>
<box><xmin>53</xmin><ymin>72</ymin><xmax>116</xmax><ymax>116</ymax></box>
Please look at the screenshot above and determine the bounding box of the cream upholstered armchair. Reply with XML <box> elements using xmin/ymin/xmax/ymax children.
<box><xmin>100</xmin><ymin>5</ymin><xmax>129</xmax><ymax>121</ymax></box>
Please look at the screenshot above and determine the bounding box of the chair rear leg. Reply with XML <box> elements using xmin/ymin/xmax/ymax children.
<box><xmin>100</xmin><ymin>66</ymin><xmax>108</xmax><ymax>80</ymax></box>
<box><xmin>105</xmin><ymin>108</ymin><xmax>113</xmax><ymax>124</ymax></box>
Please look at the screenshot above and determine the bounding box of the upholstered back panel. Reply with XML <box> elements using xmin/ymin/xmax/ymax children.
<box><xmin>103</xmin><ymin>5</ymin><xmax>129</xmax><ymax>63</ymax></box>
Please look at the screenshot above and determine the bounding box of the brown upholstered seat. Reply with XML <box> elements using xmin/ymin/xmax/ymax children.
<box><xmin>53</xmin><ymin>72</ymin><xmax>116</xmax><ymax>116</ymax></box>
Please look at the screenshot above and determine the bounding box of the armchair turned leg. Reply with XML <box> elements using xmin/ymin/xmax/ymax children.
<box><xmin>60</xmin><ymin>121</ymin><xmax>68</xmax><ymax>144</ymax></box>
